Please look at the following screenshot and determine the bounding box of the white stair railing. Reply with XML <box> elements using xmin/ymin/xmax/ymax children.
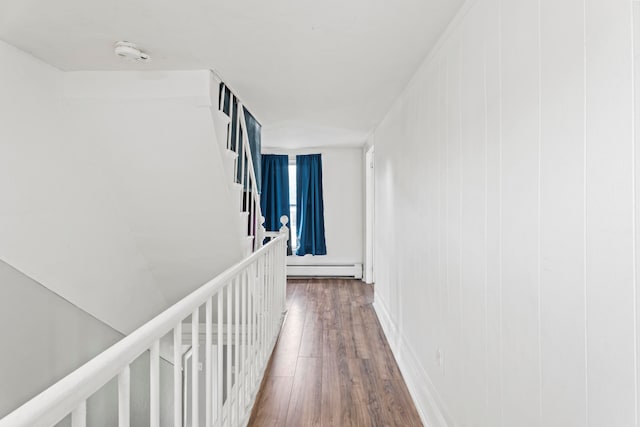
<box><xmin>219</xmin><ymin>84</ymin><xmax>266</xmax><ymax>252</ymax></box>
<box><xmin>0</xmin><ymin>231</ymin><xmax>288</xmax><ymax>427</ymax></box>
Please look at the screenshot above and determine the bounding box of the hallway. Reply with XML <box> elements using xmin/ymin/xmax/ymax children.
<box><xmin>248</xmin><ymin>278</ymin><xmax>422</xmax><ymax>426</ymax></box>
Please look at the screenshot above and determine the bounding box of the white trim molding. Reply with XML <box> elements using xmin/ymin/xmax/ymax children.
<box><xmin>287</xmin><ymin>263</ymin><xmax>362</xmax><ymax>279</ymax></box>
<box><xmin>372</xmin><ymin>298</ymin><xmax>454</xmax><ymax>427</ymax></box>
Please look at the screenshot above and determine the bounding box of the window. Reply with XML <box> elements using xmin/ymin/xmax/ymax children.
<box><xmin>260</xmin><ymin>153</ymin><xmax>324</xmax><ymax>255</ymax></box>
<box><xmin>288</xmin><ymin>162</ymin><xmax>297</xmax><ymax>250</ymax></box>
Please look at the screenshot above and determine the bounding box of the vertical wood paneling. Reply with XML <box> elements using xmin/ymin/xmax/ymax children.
<box><xmin>417</xmin><ymin>66</ymin><xmax>440</xmax><ymax>375</ymax></box>
<box><xmin>436</xmin><ymin>56</ymin><xmax>448</xmax><ymax>396</ymax></box>
<box><xmin>444</xmin><ymin>34</ymin><xmax>463</xmax><ymax>420</ymax></box>
<box><xmin>635</xmin><ymin>2</ymin><xmax>640</xmax><ymax>422</ymax></box>
<box><xmin>585</xmin><ymin>0</ymin><xmax>636</xmax><ymax>425</ymax></box>
<box><xmin>459</xmin><ymin>3</ymin><xmax>488</xmax><ymax>424</ymax></box>
<box><xmin>483</xmin><ymin>0</ymin><xmax>503</xmax><ymax>425</ymax></box>
<box><xmin>371</xmin><ymin>0</ymin><xmax>638</xmax><ymax>425</ymax></box>
<box><xmin>539</xmin><ymin>0</ymin><xmax>587</xmax><ymax>425</ymax></box>
<box><xmin>500</xmin><ymin>0</ymin><xmax>541</xmax><ymax>424</ymax></box>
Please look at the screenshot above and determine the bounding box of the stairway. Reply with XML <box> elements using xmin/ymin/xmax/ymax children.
<box><xmin>1</xmin><ymin>40</ymin><xmax>277</xmax><ymax>424</ymax></box>
<box><xmin>211</xmin><ymin>82</ymin><xmax>265</xmax><ymax>257</ymax></box>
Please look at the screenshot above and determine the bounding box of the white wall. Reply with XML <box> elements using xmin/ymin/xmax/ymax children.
<box><xmin>0</xmin><ymin>259</ymin><xmax>175</xmax><ymax>424</ymax></box>
<box><xmin>0</xmin><ymin>41</ymin><xmax>167</xmax><ymax>333</ymax></box>
<box><xmin>0</xmin><ymin>260</ymin><xmax>122</xmax><ymax>419</ymax></box>
<box><xmin>62</xmin><ymin>71</ymin><xmax>244</xmax><ymax>307</ymax></box>
<box><xmin>0</xmin><ymin>39</ymin><xmax>244</xmax><ymax>334</ymax></box>
<box><xmin>0</xmin><ymin>43</ymin><xmax>215</xmax><ymax>419</ymax></box>
<box><xmin>372</xmin><ymin>0</ymin><xmax>637</xmax><ymax>426</ymax></box>
<box><xmin>263</xmin><ymin>147</ymin><xmax>364</xmax><ymax>269</ymax></box>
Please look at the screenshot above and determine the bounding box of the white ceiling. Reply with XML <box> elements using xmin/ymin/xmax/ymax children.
<box><xmin>0</xmin><ymin>0</ymin><xmax>463</xmax><ymax>147</ymax></box>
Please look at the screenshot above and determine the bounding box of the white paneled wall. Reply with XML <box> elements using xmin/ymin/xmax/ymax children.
<box><xmin>372</xmin><ymin>0</ymin><xmax>637</xmax><ymax>426</ymax></box>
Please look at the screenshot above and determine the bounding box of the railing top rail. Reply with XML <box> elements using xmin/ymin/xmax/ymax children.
<box><xmin>0</xmin><ymin>234</ymin><xmax>286</xmax><ymax>427</ymax></box>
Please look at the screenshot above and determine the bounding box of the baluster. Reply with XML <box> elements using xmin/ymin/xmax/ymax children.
<box><xmin>280</xmin><ymin>217</ymin><xmax>289</xmax><ymax>312</ymax></box>
<box><xmin>242</xmin><ymin>270</ymin><xmax>248</xmax><ymax>408</ymax></box>
<box><xmin>278</xmin><ymin>241</ymin><xmax>283</xmax><ymax>324</ymax></box>
<box><xmin>239</xmin><ymin>104</ymin><xmax>245</xmax><ymax>191</ymax></box>
<box><xmin>255</xmin><ymin>255</ymin><xmax>260</xmax><ymax>367</ymax></box>
<box><xmin>235</xmin><ymin>100</ymin><xmax>241</xmax><ymax>177</ymax></box>
<box><xmin>249</xmin><ymin>180</ymin><xmax>254</xmax><ymax>239</ymax></box>
<box><xmin>268</xmin><ymin>247</ymin><xmax>274</xmax><ymax>341</ymax></box>
<box><xmin>227</xmin><ymin>94</ymin><xmax>234</xmax><ymax>153</ymax></box>
<box><xmin>226</xmin><ymin>280</ymin><xmax>233</xmax><ymax>423</ymax></box>
<box><xmin>245</xmin><ymin>179</ymin><xmax>251</xmax><ymax>237</ymax></box>
<box><xmin>283</xmin><ymin>238</ymin><xmax>287</xmax><ymax>309</ymax></box>
<box><xmin>219</xmin><ymin>84</ymin><xmax>225</xmax><ymax>114</ymax></box>
<box><xmin>259</xmin><ymin>254</ymin><xmax>266</xmax><ymax>365</ymax></box>
<box><xmin>217</xmin><ymin>290</ymin><xmax>224</xmax><ymax>425</ymax></box>
<box><xmin>257</xmin><ymin>216</ymin><xmax>266</xmax><ymax>248</ymax></box>
<box><xmin>266</xmin><ymin>251</ymin><xmax>271</xmax><ymax>361</ymax></box>
<box><xmin>252</xmin><ymin>193</ymin><xmax>256</xmax><ymax>240</ymax></box>
<box><xmin>173</xmin><ymin>323</ymin><xmax>183</xmax><ymax>426</ymax></box>
<box><xmin>234</xmin><ymin>273</ymin><xmax>240</xmax><ymax>423</ymax></box>
<box><xmin>118</xmin><ymin>365</ymin><xmax>130</xmax><ymax>427</ymax></box>
<box><xmin>150</xmin><ymin>340</ymin><xmax>160</xmax><ymax>427</ymax></box>
<box><xmin>71</xmin><ymin>400</ymin><xmax>86</xmax><ymax>427</ymax></box>
<box><xmin>244</xmin><ymin>150</ymin><xmax>248</xmax><ymax>197</ymax></box>
<box><xmin>251</xmin><ymin>190</ymin><xmax>256</xmax><ymax>245</ymax></box>
<box><xmin>241</xmin><ymin>146</ymin><xmax>246</xmax><ymax>196</ymax></box>
<box><xmin>266</xmin><ymin>251</ymin><xmax>271</xmax><ymax>356</ymax></box>
<box><xmin>252</xmin><ymin>191</ymin><xmax>256</xmax><ymax>250</ymax></box>
<box><xmin>265</xmin><ymin>249</ymin><xmax>270</xmax><ymax>345</ymax></box>
<box><xmin>247</xmin><ymin>264</ymin><xmax>255</xmax><ymax>391</ymax></box>
<box><xmin>282</xmin><ymin>238</ymin><xmax>286</xmax><ymax>310</ymax></box>
<box><xmin>205</xmin><ymin>298</ymin><xmax>213</xmax><ymax>427</ymax></box>
<box><xmin>191</xmin><ymin>309</ymin><xmax>200</xmax><ymax>427</ymax></box>
<box><xmin>255</xmin><ymin>260</ymin><xmax>260</xmax><ymax>386</ymax></box>
<box><xmin>257</xmin><ymin>258</ymin><xmax>262</xmax><ymax>380</ymax></box>
<box><xmin>254</xmin><ymin>257</ymin><xmax>260</xmax><ymax>370</ymax></box>
<box><xmin>254</xmin><ymin>182</ymin><xmax>258</xmax><ymax>242</ymax></box>
<box><xmin>274</xmin><ymin>246</ymin><xmax>278</xmax><ymax>335</ymax></box>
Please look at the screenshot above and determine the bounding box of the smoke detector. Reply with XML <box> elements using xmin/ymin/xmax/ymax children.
<box><xmin>114</xmin><ymin>41</ymin><xmax>150</xmax><ymax>62</ymax></box>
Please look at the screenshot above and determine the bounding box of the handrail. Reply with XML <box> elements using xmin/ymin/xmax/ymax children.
<box><xmin>0</xmin><ymin>233</ymin><xmax>288</xmax><ymax>427</ymax></box>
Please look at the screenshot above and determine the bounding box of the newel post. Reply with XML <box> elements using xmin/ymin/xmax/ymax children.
<box><xmin>279</xmin><ymin>215</ymin><xmax>289</xmax><ymax>311</ymax></box>
<box><xmin>257</xmin><ymin>216</ymin><xmax>267</xmax><ymax>248</ymax></box>
<box><xmin>278</xmin><ymin>215</ymin><xmax>290</xmax><ymax>255</ymax></box>
<box><xmin>279</xmin><ymin>215</ymin><xmax>289</xmax><ymax>240</ymax></box>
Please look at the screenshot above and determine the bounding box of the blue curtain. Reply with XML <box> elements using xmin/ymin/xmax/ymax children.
<box><xmin>261</xmin><ymin>155</ymin><xmax>292</xmax><ymax>255</ymax></box>
<box><xmin>243</xmin><ymin>109</ymin><xmax>262</xmax><ymax>193</ymax></box>
<box><xmin>296</xmin><ymin>154</ymin><xmax>327</xmax><ymax>256</ymax></box>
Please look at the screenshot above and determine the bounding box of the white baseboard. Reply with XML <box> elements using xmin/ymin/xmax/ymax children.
<box><xmin>286</xmin><ymin>263</ymin><xmax>362</xmax><ymax>279</ymax></box>
<box><xmin>372</xmin><ymin>298</ymin><xmax>454</xmax><ymax>427</ymax></box>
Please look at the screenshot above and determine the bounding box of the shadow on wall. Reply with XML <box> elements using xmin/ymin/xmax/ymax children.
<box><xmin>0</xmin><ymin>260</ymin><xmax>174</xmax><ymax>425</ymax></box>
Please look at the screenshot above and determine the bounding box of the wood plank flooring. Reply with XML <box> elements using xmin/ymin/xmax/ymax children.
<box><xmin>247</xmin><ymin>278</ymin><xmax>423</xmax><ymax>427</ymax></box>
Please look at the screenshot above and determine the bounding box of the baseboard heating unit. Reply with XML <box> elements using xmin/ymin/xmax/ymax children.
<box><xmin>287</xmin><ymin>263</ymin><xmax>363</xmax><ymax>279</ymax></box>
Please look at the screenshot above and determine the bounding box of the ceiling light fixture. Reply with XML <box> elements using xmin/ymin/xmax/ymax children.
<box><xmin>113</xmin><ymin>41</ymin><xmax>150</xmax><ymax>62</ymax></box>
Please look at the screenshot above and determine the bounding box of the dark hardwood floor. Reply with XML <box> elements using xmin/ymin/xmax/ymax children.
<box><xmin>247</xmin><ymin>278</ymin><xmax>423</xmax><ymax>427</ymax></box>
